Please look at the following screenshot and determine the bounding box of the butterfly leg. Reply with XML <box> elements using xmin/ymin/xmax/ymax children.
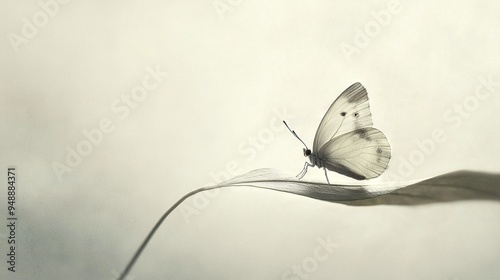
<box><xmin>324</xmin><ymin>168</ymin><xmax>330</xmax><ymax>184</ymax></box>
<box><xmin>296</xmin><ymin>162</ymin><xmax>313</xmax><ymax>179</ymax></box>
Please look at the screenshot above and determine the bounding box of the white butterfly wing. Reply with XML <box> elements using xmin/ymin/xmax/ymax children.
<box><xmin>313</xmin><ymin>83</ymin><xmax>373</xmax><ymax>152</ymax></box>
<box><xmin>317</xmin><ymin>127</ymin><xmax>391</xmax><ymax>180</ymax></box>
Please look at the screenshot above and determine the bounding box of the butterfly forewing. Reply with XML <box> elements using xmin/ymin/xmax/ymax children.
<box><xmin>312</xmin><ymin>83</ymin><xmax>373</xmax><ymax>152</ymax></box>
<box><xmin>317</xmin><ymin>127</ymin><xmax>391</xmax><ymax>180</ymax></box>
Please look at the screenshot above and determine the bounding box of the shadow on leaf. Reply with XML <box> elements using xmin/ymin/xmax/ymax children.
<box><xmin>342</xmin><ymin>171</ymin><xmax>500</xmax><ymax>206</ymax></box>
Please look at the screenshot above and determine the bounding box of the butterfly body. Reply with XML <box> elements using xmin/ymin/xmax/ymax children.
<box><xmin>304</xmin><ymin>149</ymin><xmax>325</xmax><ymax>169</ymax></box>
<box><xmin>286</xmin><ymin>82</ymin><xmax>391</xmax><ymax>183</ymax></box>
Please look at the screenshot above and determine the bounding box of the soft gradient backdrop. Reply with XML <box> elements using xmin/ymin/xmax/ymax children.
<box><xmin>1</xmin><ymin>0</ymin><xmax>499</xmax><ymax>279</ymax></box>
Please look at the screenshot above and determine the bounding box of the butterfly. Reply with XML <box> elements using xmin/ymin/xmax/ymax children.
<box><xmin>284</xmin><ymin>82</ymin><xmax>391</xmax><ymax>184</ymax></box>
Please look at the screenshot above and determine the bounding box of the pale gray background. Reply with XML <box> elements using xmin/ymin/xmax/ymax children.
<box><xmin>1</xmin><ymin>0</ymin><xmax>499</xmax><ymax>279</ymax></box>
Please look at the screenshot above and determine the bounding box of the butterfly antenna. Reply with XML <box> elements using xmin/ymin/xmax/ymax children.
<box><xmin>283</xmin><ymin>121</ymin><xmax>309</xmax><ymax>150</ymax></box>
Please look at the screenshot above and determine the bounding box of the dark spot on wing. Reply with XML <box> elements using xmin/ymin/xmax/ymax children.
<box><xmin>356</xmin><ymin>128</ymin><xmax>371</xmax><ymax>141</ymax></box>
<box><xmin>377</xmin><ymin>148</ymin><xmax>382</xmax><ymax>154</ymax></box>
<box><xmin>340</xmin><ymin>112</ymin><xmax>346</xmax><ymax>116</ymax></box>
<box><xmin>354</xmin><ymin>112</ymin><xmax>359</xmax><ymax>117</ymax></box>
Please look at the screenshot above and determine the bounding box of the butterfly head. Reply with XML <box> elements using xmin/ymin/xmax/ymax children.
<box><xmin>303</xmin><ymin>148</ymin><xmax>311</xmax><ymax>157</ymax></box>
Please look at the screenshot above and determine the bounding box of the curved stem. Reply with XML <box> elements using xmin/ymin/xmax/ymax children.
<box><xmin>118</xmin><ymin>185</ymin><xmax>221</xmax><ymax>280</ymax></box>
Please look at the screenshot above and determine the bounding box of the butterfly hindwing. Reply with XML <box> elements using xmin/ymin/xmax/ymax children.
<box><xmin>317</xmin><ymin>127</ymin><xmax>391</xmax><ymax>180</ymax></box>
<box><xmin>313</xmin><ymin>83</ymin><xmax>373</xmax><ymax>152</ymax></box>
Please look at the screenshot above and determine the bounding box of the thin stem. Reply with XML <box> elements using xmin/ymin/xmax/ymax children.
<box><xmin>118</xmin><ymin>185</ymin><xmax>221</xmax><ymax>280</ymax></box>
